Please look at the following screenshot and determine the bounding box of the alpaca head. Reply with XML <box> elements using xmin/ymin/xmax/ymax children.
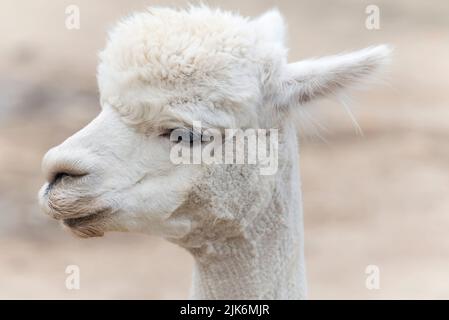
<box><xmin>39</xmin><ymin>7</ymin><xmax>390</xmax><ymax>243</ymax></box>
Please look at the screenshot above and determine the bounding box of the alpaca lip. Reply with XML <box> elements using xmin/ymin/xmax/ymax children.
<box><xmin>62</xmin><ymin>209</ymin><xmax>107</xmax><ymax>228</ymax></box>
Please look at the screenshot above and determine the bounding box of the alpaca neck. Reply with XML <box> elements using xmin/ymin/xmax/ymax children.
<box><xmin>189</xmin><ymin>123</ymin><xmax>306</xmax><ymax>299</ymax></box>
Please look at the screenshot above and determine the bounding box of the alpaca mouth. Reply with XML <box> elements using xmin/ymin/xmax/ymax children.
<box><xmin>62</xmin><ymin>211</ymin><xmax>102</xmax><ymax>227</ymax></box>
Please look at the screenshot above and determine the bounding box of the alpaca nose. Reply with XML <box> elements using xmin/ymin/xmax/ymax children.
<box><xmin>42</xmin><ymin>146</ymin><xmax>91</xmax><ymax>188</ymax></box>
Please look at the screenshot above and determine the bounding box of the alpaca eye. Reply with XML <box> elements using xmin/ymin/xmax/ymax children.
<box><xmin>159</xmin><ymin>128</ymin><xmax>202</xmax><ymax>145</ymax></box>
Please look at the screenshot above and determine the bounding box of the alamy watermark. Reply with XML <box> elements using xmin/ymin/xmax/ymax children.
<box><xmin>65</xmin><ymin>5</ymin><xmax>80</xmax><ymax>30</ymax></box>
<box><xmin>168</xmin><ymin>121</ymin><xmax>279</xmax><ymax>175</ymax></box>
<box><xmin>365</xmin><ymin>5</ymin><xmax>380</xmax><ymax>30</ymax></box>
<box><xmin>365</xmin><ymin>264</ymin><xmax>380</xmax><ymax>290</ymax></box>
<box><xmin>65</xmin><ymin>264</ymin><xmax>80</xmax><ymax>290</ymax></box>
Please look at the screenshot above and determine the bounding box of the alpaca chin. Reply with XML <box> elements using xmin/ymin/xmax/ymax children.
<box><xmin>61</xmin><ymin>209</ymin><xmax>110</xmax><ymax>238</ymax></box>
<box><xmin>64</xmin><ymin>224</ymin><xmax>104</xmax><ymax>238</ymax></box>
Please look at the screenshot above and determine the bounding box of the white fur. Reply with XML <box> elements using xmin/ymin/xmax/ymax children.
<box><xmin>39</xmin><ymin>6</ymin><xmax>391</xmax><ymax>299</ymax></box>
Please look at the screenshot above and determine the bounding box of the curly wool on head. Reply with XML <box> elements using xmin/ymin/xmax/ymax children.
<box><xmin>97</xmin><ymin>7</ymin><xmax>288</xmax><ymax>132</ymax></box>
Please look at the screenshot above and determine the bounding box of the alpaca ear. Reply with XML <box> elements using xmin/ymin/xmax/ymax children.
<box><xmin>275</xmin><ymin>45</ymin><xmax>392</xmax><ymax>107</ymax></box>
<box><xmin>251</xmin><ymin>9</ymin><xmax>286</xmax><ymax>45</ymax></box>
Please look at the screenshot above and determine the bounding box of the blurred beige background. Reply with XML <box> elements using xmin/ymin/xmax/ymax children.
<box><xmin>0</xmin><ymin>0</ymin><xmax>448</xmax><ymax>299</ymax></box>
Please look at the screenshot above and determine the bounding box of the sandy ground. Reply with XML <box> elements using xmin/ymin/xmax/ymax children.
<box><xmin>0</xmin><ymin>0</ymin><xmax>448</xmax><ymax>299</ymax></box>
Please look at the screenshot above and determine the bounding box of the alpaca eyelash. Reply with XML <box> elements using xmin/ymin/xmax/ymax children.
<box><xmin>158</xmin><ymin>129</ymin><xmax>174</xmax><ymax>138</ymax></box>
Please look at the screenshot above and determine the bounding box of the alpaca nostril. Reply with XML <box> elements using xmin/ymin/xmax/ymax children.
<box><xmin>52</xmin><ymin>172</ymin><xmax>70</xmax><ymax>185</ymax></box>
<box><xmin>48</xmin><ymin>171</ymin><xmax>88</xmax><ymax>188</ymax></box>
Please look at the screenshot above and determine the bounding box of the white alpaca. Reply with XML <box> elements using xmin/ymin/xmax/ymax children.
<box><xmin>38</xmin><ymin>7</ymin><xmax>390</xmax><ymax>299</ymax></box>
